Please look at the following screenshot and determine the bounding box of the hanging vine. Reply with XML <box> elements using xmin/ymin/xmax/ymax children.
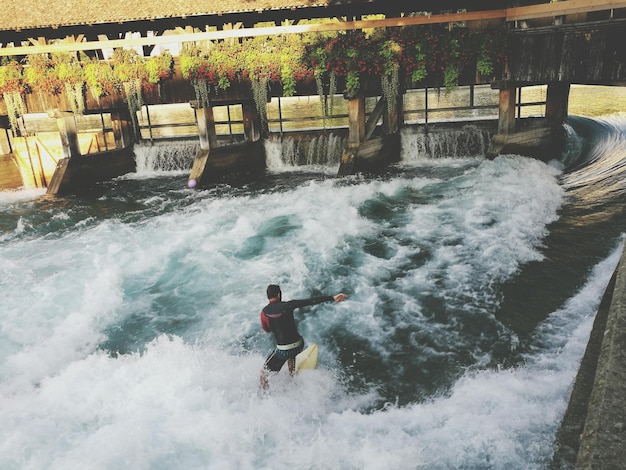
<box><xmin>110</xmin><ymin>49</ymin><xmax>149</xmax><ymax>136</ymax></box>
<box><xmin>381</xmin><ymin>64</ymin><xmax>400</xmax><ymax>114</ymax></box>
<box><xmin>0</xmin><ymin>60</ymin><xmax>26</xmax><ymax>134</ymax></box>
<box><xmin>251</xmin><ymin>76</ymin><xmax>269</xmax><ymax>127</ymax></box>
<box><xmin>84</xmin><ymin>58</ymin><xmax>118</xmax><ymax>103</ymax></box>
<box><xmin>314</xmin><ymin>71</ymin><xmax>325</xmax><ymax>125</ymax></box>
<box><xmin>53</xmin><ymin>53</ymin><xmax>86</xmax><ymax>114</ymax></box>
<box><xmin>192</xmin><ymin>79</ymin><xmax>212</xmax><ymax>109</ymax></box>
<box><xmin>328</xmin><ymin>70</ymin><xmax>337</xmax><ymax>119</ymax></box>
<box><xmin>4</xmin><ymin>91</ymin><xmax>26</xmax><ymax>135</ymax></box>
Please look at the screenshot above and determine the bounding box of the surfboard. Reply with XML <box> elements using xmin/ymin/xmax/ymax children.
<box><xmin>295</xmin><ymin>343</ymin><xmax>318</xmax><ymax>373</ymax></box>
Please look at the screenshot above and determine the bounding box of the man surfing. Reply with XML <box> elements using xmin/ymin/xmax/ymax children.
<box><xmin>259</xmin><ymin>284</ymin><xmax>347</xmax><ymax>389</ymax></box>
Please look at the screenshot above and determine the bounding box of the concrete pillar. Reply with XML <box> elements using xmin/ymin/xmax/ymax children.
<box><xmin>498</xmin><ymin>86</ymin><xmax>517</xmax><ymax>135</ymax></box>
<box><xmin>242</xmin><ymin>101</ymin><xmax>262</xmax><ymax>142</ymax></box>
<box><xmin>348</xmin><ymin>95</ymin><xmax>366</xmax><ymax>144</ymax></box>
<box><xmin>546</xmin><ymin>82</ymin><xmax>570</xmax><ymax>124</ymax></box>
<box><xmin>110</xmin><ymin>108</ymin><xmax>133</xmax><ymax>149</ymax></box>
<box><xmin>49</xmin><ymin>110</ymin><xmax>81</xmax><ymax>159</ymax></box>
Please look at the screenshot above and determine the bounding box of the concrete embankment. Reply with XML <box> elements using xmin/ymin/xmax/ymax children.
<box><xmin>552</xmin><ymin>244</ymin><xmax>626</xmax><ymax>469</ymax></box>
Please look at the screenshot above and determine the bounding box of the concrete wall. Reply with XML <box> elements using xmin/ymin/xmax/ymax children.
<box><xmin>552</xmin><ymin>244</ymin><xmax>626</xmax><ymax>469</ymax></box>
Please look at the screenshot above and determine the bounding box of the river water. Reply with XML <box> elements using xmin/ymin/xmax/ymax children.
<box><xmin>1</xmin><ymin>86</ymin><xmax>626</xmax><ymax>469</ymax></box>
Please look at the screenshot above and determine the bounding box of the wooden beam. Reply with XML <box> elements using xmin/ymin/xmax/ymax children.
<box><xmin>0</xmin><ymin>0</ymin><xmax>624</xmax><ymax>57</ymax></box>
<box><xmin>365</xmin><ymin>97</ymin><xmax>385</xmax><ymax>141</ymax></box>
<box><xmin>506</xmin><ymin>0</ymin><xmax>626</xmax><ymax>22</ymax></box>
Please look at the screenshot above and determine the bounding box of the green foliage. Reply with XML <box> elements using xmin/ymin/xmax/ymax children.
<box><xmin>24</xmin><ymin>54</ymin><xmax>63</xmax><ymax>96</ymax></box>
<box><xmin>5</xmin><ymin>25</ymin><xmax>510</xmax><ymax>120</ymax></box>
<box><xmin>110</xmin><ymin>49</ymin><xmax>148</xmax><ymax>83</ymax></box>
<box><xmin>0</xmin><ymin>60</ymin><xmax>24</xmax><ymax>95</ymax></box>
<box><xmin>0</xmin><ymin>60</ymin><xmax>26</xmax><ymax>131</ymax></box>
<box><xmin>84</xmin><ymin>58</ymin><xmax>118</xmax><ymax>99</ymax></box>
<box><xmin>145</xmin><ymin>52</ymin><xmax>174</xmax><ymax>84</ymax></box>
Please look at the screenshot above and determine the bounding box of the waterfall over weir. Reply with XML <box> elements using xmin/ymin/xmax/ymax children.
<box><xmin>132</xmin><ymin>125</ymin><xmax>493</xmax><ymax>174</ymax></box>
<box><xmin>264</xmin><ymin>132</ymin><xmax>347</xmax><ymax>168</ymax></box>
<box><xmin>134</xmin><ymin>140</ymin><xmax>199</xmax><ymax>174</ymax></box>
<box><xmin>401</xmin><ymin>124</ymin><xmax>493</xmax><ymax>161</ymax></box>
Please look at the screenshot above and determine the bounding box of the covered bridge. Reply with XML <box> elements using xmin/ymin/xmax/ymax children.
<box><xmin>2</xmin><ymin>0</ymin><xmax>626</xmax><ymax>192</ymax></box>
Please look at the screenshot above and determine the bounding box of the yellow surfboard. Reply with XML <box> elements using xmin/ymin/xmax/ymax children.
<box><xmin>295</xmin><ymin>343</ymin><xmax>318</xmax><ymax>373</ymax></box>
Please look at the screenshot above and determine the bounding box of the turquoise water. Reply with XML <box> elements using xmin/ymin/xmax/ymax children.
<box><xmin>1</xmin><ymin>110</ymin><xmax>626</xmax><ymax>468</ymax></box>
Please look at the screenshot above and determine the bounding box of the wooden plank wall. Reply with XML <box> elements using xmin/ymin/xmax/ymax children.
<box><xmin>509</xmin><ymin>23</ymin><xmax>626</xmax><ymax>84</ymax></box>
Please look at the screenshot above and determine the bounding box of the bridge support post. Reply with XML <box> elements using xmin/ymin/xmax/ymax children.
<box><xmin>189</xmin><ymin>101</ymin><xmax>219</xmax><ymax>187</ymax></box>
<box><xmin>195</xmin><ymin>105</ymin><xmax>218</xmax><ymax>151</ymax></box>
<box><xmin>110</xmin><ymin>108</ymin><xmax>134</xmax><ymax>149</ymax></box>
<box><xmin>338</xmin><ymin>95</ymin><xmax>365</xmax><ymax>176</ymax></box>
<box><xmin>383</xmin><ymin>93</ymin><xmax>404</xmax><ymax>135</ymax></box>
<box><xmin>188</xmin><ymin>99</ymin><xmax>266</xmax><ymax>188</ymax></box>
<box><xmin>338</xmin><ymin>93</ymin><xmax>401</xmax><ymax>176</ymax></box>
<box><xmin>497</xmin><ymin>86</ymin><xmax>517</xmax><ymax>135</ymax></box>
<box><xmin>49</xmin><ymin>110</ymin><xmax>81</xmax><ymax>159</ymax></box>
<box><xmin>348</xmin><ymin>95</ymin><xmax>366</xmax><ymax>145</ymax></box>
<box><xmin>46</xmin><ymin>109</ymin><xmax>135</xmax><ymax>196</ymax></box>
<box><xmin>242</xmin><ymin>100</ymin><xmax>263</xmax><ymax>142</ymax></box>
<box><xmin>546</xmin><ymin>82</ymin><xmax>570</xmax><ymax>124</ymax></box>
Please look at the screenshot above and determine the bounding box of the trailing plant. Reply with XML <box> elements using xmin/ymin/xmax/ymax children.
<box><xmin>381</xmin><ymin>64</ymin><xmax>400</xmax><ymax>114</ymax></box>
<box><xmin>52</xmin><ymin>53</ymin><xmax>86</xmax><ymax>114</ymax></box>
<box><xmin>192</xmin><ymin>79</ymin><xmax>212</xmax><ymax>110</ymax></box>
<box><xmin>110</xmin><ymin>49</ymin><xmax>148</xmax><ymax>135</ymax></box>
<box><xmin>328</xmin><ymin>70</ymin><xmax>337</xmax><ymax>117</ymax></box>
<box><xmin>84</xmin><ymin>58</ymin><xmax>119</xmax><ymax>102</ymax></box>
<box><xmin>0</xmin><ymin>60</ymin><xmax>26</xmax><ymax>132</ymax></box>
<box><xmin>379</xmin><ymin>39</ymin><xmax>402</xmax><ymax>113</ymax></box>
<box><xmin>180</xmin><ymin>43</ymin><xmax>239</xmax><ymax>107</ymax></box>
<box><xmin>476</xmin><ymin>29</ymin><xmax>509</xmax><ymax>78</ymax></box>
<box><xmin>180</xmin><ymin>46</ymin><xmax>212</xmax><ymax>108</ymax></box>
<box><xmin>3</xmin><ymin>92</ymin><xmax>26</xmax><ymax>134</ymax></box>
<box><xmin>24</xmin><ymin>54</ymin><xmax>63</xmax><ymax>96</ymax></box>
<box><xmin>24</xmin><ymin>54</ymin><xmax>64</xmax><ymax>110</ymax></box>
<box><xmin>314</xmin><ymin>71</ymin><xmax>324</xmax><ymax>118</ymax></box>
<box><xmin>408</xmin><ymin>42</ymin><xmax>427</xmax><ymax>83</ymax></box>
<box><xmin>146</xmin><ymin>52</ymin><xmax>174</xmax><ymax>84</ymax></box>
<box><xmin>322</xmin><ymin>31</ymin><xmax>384</xmax><ymax>96</ymax></box>
<box><xmin>181</xmin><ymin>35</ymin><xmax>312</xmax><ymax>122</ymax></box>
<box><xmin>251</xmin><ymin>75</ymin><xmax>269</xmax><ymax>126</ymax></box>
<box><xmin>304</xmin><ymin>36</ymin><xmax>333</xmax><ymax>122</ymax></box>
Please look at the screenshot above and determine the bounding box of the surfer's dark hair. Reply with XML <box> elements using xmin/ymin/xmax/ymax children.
<box><xmin>266</xmin><ymin>284</ymin><xmax>281</xmax><ymax>299</ymax></box>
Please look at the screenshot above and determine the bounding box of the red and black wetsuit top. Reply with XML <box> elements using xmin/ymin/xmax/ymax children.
<box><xmin>260</xmin><ymin>296</ymin><xmax>334</xmax><ymax>346</ymax></box>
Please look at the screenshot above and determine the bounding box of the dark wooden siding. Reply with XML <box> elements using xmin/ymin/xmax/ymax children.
<box><xmin>510</xmin><ymin>22</ymin><xmax>626</xmax><ymax>84</ymax></box>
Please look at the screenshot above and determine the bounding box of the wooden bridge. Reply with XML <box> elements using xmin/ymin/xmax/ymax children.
<box><xmin>2</xmin><ymin>0</ymin><xmax>626</xmax><ymax>194</ymax></box>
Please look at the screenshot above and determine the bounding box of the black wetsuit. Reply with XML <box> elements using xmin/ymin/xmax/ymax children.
<box><xmin>261</xmin><ymin>296</ymin><xmax>333</xmax><ymax>371</ymax></box>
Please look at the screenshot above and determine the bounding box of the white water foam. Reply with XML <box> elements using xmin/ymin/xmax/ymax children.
<box><xmin>0</xmin><ymin>188</ymin><xmax>46</xmax><ymax>204</ymax></box>
<box><xmin>1</xmin><ymin>243</ymin><xmax>614</xmax><ymax>469</ymax></box>
<box><xmin>1</xmin><ymin>155</ymin><xmax>601</xmax><ymax>469</ymax></box>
